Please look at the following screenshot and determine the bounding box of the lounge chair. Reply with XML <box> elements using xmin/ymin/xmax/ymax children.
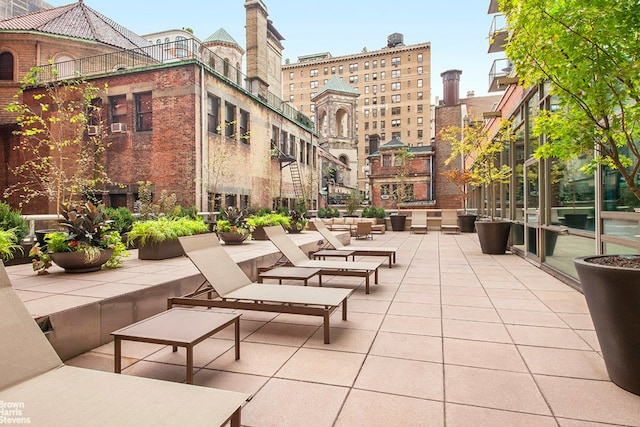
<box><xmin>313</xmin><ymin>219</ymin><xmax>398</xmax><ymax>268</ymax></box>
<box><xmin>410</xmin><ymin>210</ymin><xmax>428</xmax><ymax>234</ymax></box>
<box><xmin>170</xmin><ymin>233</ymin><xmax>352</xmax><ymax>344</ymax></box>
<box><xmin>0</xmin><ymin>262</ymin><xmax>248</xmax><ymax>427</ymax></box>
<box><xmin>263</xmin><ymin>225</ymin><xmax>383</xmax><ymax>294</ymax></box>
<box><xmin>440</xmin><ymin>209</ymin><xmax>461</xmax><ymax>234</ymax></box>
<box><xmin>354</xmin><ymin>221</ymin><xmax>373</xmax><ymax>240</ymax></box>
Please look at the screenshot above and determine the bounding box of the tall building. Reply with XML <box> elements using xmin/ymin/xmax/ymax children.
<box><xmin>282</xmin><ymin>34</ymin><xmax>431</xmax><ymax>198</ymax></box>
<box><xmin>0</xmin><ymin>0</ymin><xmax>51</xmax><ymax>20</ymax></box>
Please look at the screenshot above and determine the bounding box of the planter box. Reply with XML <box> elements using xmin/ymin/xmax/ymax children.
<box><xmin>138</xmin><ymin>239</ymin><xmax>184</xmax><ymax>260</ymax></box>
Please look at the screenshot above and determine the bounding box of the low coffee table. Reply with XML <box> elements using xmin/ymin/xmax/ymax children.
<box><xmin>312</xmin><ymin>249</ymin><xmax>356</xmax><ymax>261</ymax></box>
<box><xmin>258</xmin><ymin>266</ymin><xmax>322</xmax><ymax>286</ymax></box>
<box><xmin>111</xmin><ymin>308</ymin><xmax>240</xmax><ymax>384</ymax></box>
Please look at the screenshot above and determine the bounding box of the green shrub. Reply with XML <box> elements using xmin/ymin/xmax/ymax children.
<box><xmin>0</xmin><ymin>202</ymin><xmax>28</xmax><ymax>242</ymax></box>
<box><xmin>246</xmin><ymin>212</ymin><xmax>291</xmax><ymax>228</ymax></box>
<box><xmin>127</xmin><ymin>217</ymin><xmax>209</xmax><ymax>246</ymax></box>
<box><xmin>104</xmin><ymin>206</ymin><xmax>136</xmax><ymax>235</ymax></box>
<box><xmin>0</xmin><ymin>228</ymin><xmax>21</xmax><ymax>261</ymax></box>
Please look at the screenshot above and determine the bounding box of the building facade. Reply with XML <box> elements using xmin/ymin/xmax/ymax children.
<box><xmin>282</xmin><ymin>34</ymin><xmax>431</xmax><ymax>198</ymax></box>
<box><xmin>0</xmin><ymin>0</ymin><xmax>318</xmax><ymax>214</ymax></box>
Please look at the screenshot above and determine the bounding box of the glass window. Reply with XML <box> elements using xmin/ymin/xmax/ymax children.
<box><xmin>207</xmin><ymin>94</ymin><xmax>220</xmax><ymax>133</ymax></box>
<box><xmin>391</xmin><ymin>82</ymin><xmax>401</xmax><ymax>91</ymax></box>
<box><xmin>382</xmin><ymin>155</ymin><xmax>391</xmax><ymax>167</ymax></box>
<box><xmin>310</xmin><ymin>69</ymin><xmax>318</xmax><ymax>77</ymax></box>
<box><xmin>135</xmin><ymin>92</ymin><xmax>152</xmax><ymax>131</ymax></box>
<box><xmin>0</xmin><ymin>52</ymin><xmax>14</xmax><ymax>80</ymax></box>
<box><xmin>391</xmin><ymin>95</ymin><xmax>401</xmax><ymax>103</ymax></box>
<box><xmin>239</xmin><ymin>109</ymin><xmax>250</xmax><ymax>143</ymax></box>
<box><xmin>417</xmin><ymin>53</ymin><xmax>423</xmax><ymax>63</ymax></box>
<box><xmin>110</xmin><ymin>95</ymin><xmax>127</xmax><ymax>125</ymax></box>
<box><xmin>391</xmin><ymin>57</ymin><xmax>401</xmax><ymax>66</ymax></box>
<box><xmin>392</xmin><ymin>70</ymin><xmax>401</xmax><ymax>79</ymax></box>
<box><xmin>417</xmin><ymin>79</ymin><xmax>423</xmax><ymax>87</ymax></box>
<box><xmin>225</xmin><ymin>102</ymin><xmax>236</xmax><ymax>138</ymax></box>
<box><xmin>338</xmin><ymin>65</ymin><xmax>343</xmax><ymax>74</ymax></box>
<box><xmin>381</xmin><ymin>59</ymin><xmax>386</xmax><ymax>67</ymax></box>
<box><xmin>349</xmin><ymin>63</ymin><xmax>358</xmax><ymax>73</ymax></box>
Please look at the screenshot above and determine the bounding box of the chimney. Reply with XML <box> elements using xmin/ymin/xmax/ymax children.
<box><xmin>440</xmin><ymin>69</ymin><xmax>462</xmax><ymax>106</ymax></box>
<box><xmin>244</xmin><ymin>0</ymin><xmax>269</xmax><ymax>100</ymax></box>
<box><xmin>466</xmin><ymin>90</ymin><xmax>475</xmax><ymax>98</ymax></box>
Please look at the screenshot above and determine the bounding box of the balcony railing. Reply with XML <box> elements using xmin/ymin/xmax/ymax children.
<box><xmin>488</xmin><ymin>14</ymin><xmax>508</xmax><ymax>53</ymax></box>
<box><xmin>33</xmin><ymin>39</ymin><xmax>314</xmax><ymax>131</ymax></box>
<box><xmin>488</xmin><ymin>57</ymin><xmax>515</xmax><ymax>92</ymax></box>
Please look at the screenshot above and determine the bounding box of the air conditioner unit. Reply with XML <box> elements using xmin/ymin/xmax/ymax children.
<box><xmin>87</xmin><ymin>125</ymin><xmax>99</xmax><ymax>136</ymax></box>
<box><xmin>381</xmin><ymin>195</ymin><xmax>389</xmax><ymax>200</ymax></box>
<box><xmin>110</xmin><ymin>123</ymin><xmax>126</xmax><ymax>133</ymax></box>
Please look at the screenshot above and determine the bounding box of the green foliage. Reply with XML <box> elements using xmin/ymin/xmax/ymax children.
<box><xmin>0</xmin><ymin>228</ymin><xmax>21</xmax><ymax>261</ymax></box>
<box><xmin>0</xmin><ymin>203</ymin><xmax>28</xmax><ymax>242</ymax></box>
<box><xmin>246</xmin><ymin>212</ymin><xmax>291</xmax><ymax>228</ymax></box>
<box><xmin>215</xmin><ymin>206</ymin><xmax>252</xmax><ymax>234</ymax></box>
<box><xmin>127</xmin><ymin>217</ymin><xmax>209</xmax><ymax>246</ymax></box>
<box><xmin>58</xmin><ymin>202</ymin><xmax>112</xmax><ymax>248</ymax></box>
<box><xmin>4</xmin><ymin>65</ymin><xmax>115</xmax><ymax>213</ymax></box>
<box><xmin>318</xmin><ymin>207</ymin><xmax>340</xmax><ymax>218</ymax></box>
<box><xmin>133</xmin><ymin>181</ymin><xmax>180</xmax><ymax>220</ymax></box>
<box><xmin>501</xmin><ymin>0</ymin><xmax>640</xmax><ymax>202</ymax></box>
<box><xmin>345</xmin><ymin>190</ymin><xmax>362</xmax><ymax>215</ymax></box>
<box><xmin>363</xmin><ymin>206</ymin><xmax>386</xmax><ymax>219</ymax></box>
<box><xmin>103</xmin><ymin>206</ymin><xmax>136</xmax><ymax>235</ymax></box>
<box><xmin>287</xmin><ymin>209</ymin><xmax>308</xmax><ymax>231</ymax></box>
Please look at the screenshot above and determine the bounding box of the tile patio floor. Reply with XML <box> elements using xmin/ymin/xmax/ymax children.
<box><xmin>20</xmin><ymin>230</ymin><xmax>640</xmax><ymax>426</ymax></box>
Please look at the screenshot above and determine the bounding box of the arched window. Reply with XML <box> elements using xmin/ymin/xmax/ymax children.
<box><xmin>339</xmin><ymin>155</ymin><xmax>348</xmax><ymax>165</ymax></box>
<box><xmin>0</xmin><ymin>52</ymin><xmax>14</xmax><ymax>80</ymax></box>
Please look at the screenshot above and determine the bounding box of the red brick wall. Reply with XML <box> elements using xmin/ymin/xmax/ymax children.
<box><xmin>434</xmin><ymin>105</ymin><xmax>464</xmax><ymax>209</ymax></box>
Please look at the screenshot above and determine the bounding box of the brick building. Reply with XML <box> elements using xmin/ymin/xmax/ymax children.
<box><xmin>0</xmin><ymin>0</ymin><xmax>318</xmax><ymax>214</ymax></box>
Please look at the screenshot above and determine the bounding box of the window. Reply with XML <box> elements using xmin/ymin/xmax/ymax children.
<box><xmin>418</xmin><ymin>130</ymin><xmax>423</xmax><ymax>138</ymax></box>
<box><xmin>364</xmin><ymin>98</ymin><xmax>370</xmax><ymax>106</ymax></box>
<box><xmin>310</xmin><ymin>81</ymin><xmax>319</xmax><ymax>88</ymax></box>
<box><xmin>391</xmin><ymin>107</ymin><xmax>401</xmax><ymax>115</ymax></box>
<box><xmin>365</xmin><ymin>74</ymin><xmax>370</xmax><ymax>82</ymax></box>
<box><xmin>349</xmin><ymin>63</ymin><xmax>358</xmax><ymax>73</ymax></box>
<box><xmin>417</xmin><ymin>92</ymin><xmax>423</xmax><ymax>100</ymax></box>
<box><xmin>373</xmin><ymin>60</ymin><xmax>378</xmax><ymax>69</ymax></box>
<box><xmin>239</xmin><ymin>109</ymin><xmax>250</xmax><ymax>143</ymax></box>
<box><xmin>331</xmin><ymin>66</ymin><xmax>336</xmax><ymax>74</ymax></box>
<box><xmin>364</xmin><ymin>122</ymin><xmax>370</xmax><ymax>130</ymax></box>
<box><xmin>373</xmin><ymin>72</ymin><xmax>377</xmax><ymax>80</ymax></box>
<box><xmin>364</xmin><ymin>61</ymin><xmax>370</xmax><ymax>70</ymax></box>
<box><xmin>373</xmin><ymin>85</ymin><xmax>378</xmax><ymax>94</ymax></box>
<box><xmin>380</xmin><ymin>71</ymin><xmax>386</xmax><ymax>80</ymax></box>
<box><xmin>310</xmin><ymin>69</ymin><xmax>318</xmax><ymax>77</ymax></box>
<box><xmin>391</xmin><ymin>95</ymin><xmax>401</xmax><ymax>103</ymax></box>
<box><xmin>365</xmin><ymin>86</ymin><xmax>370</xmax><ymax>94</ymax></box>
<box><xmin>364</xmin><ymin>110</ymin><xmax>370</xmax><ymax>118</ymax></box>
<box><xmin>417</xmin><ymin>66</ymin><xmax>423</xmax><ymax>75</ymax></box>
<box><xmin>391</xmin><ymin>82</ymin><xmax>401</xmax><ymax>91</ymax></box>
<box><xmin>135</xmin><ymin>92</ymin><xmax>152</xmax><ymax>131</ymax></box>
<box><xmin>417</xmin><ymin>53</ymin><xmax>423</xmax><ymax>63</ymax></box>
<box><xmin>381</xmin><ymin>96</ymin><xmax>386</xmax><ymax>104</ymax></box>
<box><xmin>373</xmin><ymin>97</ymin><xmax>377</xmax><ymax>105</ymax></box>
<box><xmin>225</xmin><ymin>102</ymin><xmax>236</xmax><ymax>137</ymax></box>
<box><xmin>0</xmin><ymin>52</ymin><xmax>13</xmax><ymax>80</ymax></box>
<box><xmin>289</xmin><ymin>72</ymin><xmax>294</xmax><ymax>79</ymax></box>
<box><xmin>338</xmin><ymin>65</ymin><xmax>344</xmax><ymax>74</ymax></box>
<box><xmin>391</xmin><ymin>119</ymin><xmax>401</xmax><ymax>127</ymax></box>
<box><xmin>391</xmin><ymin>56</ymin><xmax>401</xmax><ymax>66</ymax></box>
<box><xmin>289</xmin><ymin>83</ymin><xmax>294</xmax><ymax>91</ymax></box>
<box><xmin>207</xmin><ymin>94</ymin><xmax>220</xmax><ymax>133</ymax></box>
<box><xmin>417</xmin><ymin>79</ymin><xmax>423</xmax><ymax>87</ymax></box>
<box><xmin>372</xmin><ymin>108</ymin><xmax>378</xmax><ymax>116</ymax></box>
<box><xmin>349</xmin><ymin>75</ymin><xmax>358</xmax><ymax>83</ymax></box>
<box><xmin>289</xmin><ymin>95</ymin><xmax>294</xmax><ymax>103</ymax></box>
<box><xmin>175</xmin><ymin>36</ymin><xmax>187</xmax><ymax>57</ymax></box>
<box><xmin>417</xmin><ymin>104</ymin><xmax>423</xmax><ymax>113</ymax></box>
<box><xmin>391</xmin><ymin>70</ymin><xmax>401</xmax><ymax>79</ymax></box>
<box><xmin>323</xmin><ymin>67</ymin><xmax>328</xmax><ymax>75</ymax></box>
<box><xmin>381</xmin><ymin>84</ymin><xmax>386</xmax><ymax>92</ymax></box>
<box><xmin>381</xmin><ymin>59</ymin><xmax>386</xmax><ymax>67</ymax></box>
<box><xmin>417</xmin><ymin>117</ymin><xmax>423</xmax><ymax>126</ymax></box>
<box><xmin>382</xmin><ymin>155</ymin><xmax>391</xmax><ymax>167</ymax></box>
<box><xmin>289</xmin><ymin>135</ymin><xmax>295</xmax><ymax>156</ymax></box>
<box><xmin>372</xmin><ymin>121</ymin><xmax>377</xmax><ymax>129</ymax></box>
<box><xmin>110</xmin><ymin>95</ymin><xmax>127</xmax><ymax>125</ymax></box>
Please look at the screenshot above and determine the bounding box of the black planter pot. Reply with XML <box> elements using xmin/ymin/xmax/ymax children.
<box><xmin>574</xmin><ymin>255</ymin><xmax>640</xmax><ymax>396</ymax></box>
<box><xmin>475</xmin><ymin>221</ymin><xmax>512</xmax><ymax>254</ymax></box>
<box><xmin>389</xmin><ymin>215</ymin><xmax>407</xmax><ymax>231</ymax></box>
<box><xmin>563</xmin><ymin>213</ymin><xmax>588</xmax><ymax>229</ymax></box>
<box><xmin>457</xmin><ymin>214</ymin><xmax>477</xmax><ymax>233</ymax></box>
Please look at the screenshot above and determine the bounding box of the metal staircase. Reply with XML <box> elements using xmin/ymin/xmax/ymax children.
<box><xmin>272</xmin><ymin>143</ymin><xmax>305</xmax><ymax>201</ymax></box>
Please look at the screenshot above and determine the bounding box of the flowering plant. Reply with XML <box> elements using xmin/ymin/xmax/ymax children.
<box><xmin>214</xmin><ymin>206</ymin><xmax>252</xmax><ymax>235</ymax></box>
<box><xmin>30</xmin><ymin>202</ymin><xmax>129</xmax><ymax>274</ymax></box>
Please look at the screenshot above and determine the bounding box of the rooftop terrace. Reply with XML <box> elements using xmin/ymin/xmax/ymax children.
<box><xmin>8</xmin><ymin>229</ymin><xmax>640</xmax><ymax>426</ymax></box>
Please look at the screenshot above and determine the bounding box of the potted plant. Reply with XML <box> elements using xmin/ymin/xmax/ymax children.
<box><xmin>344</xmin><ymin>190</ymin><xmax>362</xmax><ymax>217</ymax></box>
<box><xmin>127</xmin><ymin>216</ymin><xmax>209</xmax><ymax>259</ymax></box>
<box><xmin>286</xmin><ymin>209</ymin><xmax>308</xmax><ymax>234</ymax></box>
<box><xmin>214</xmin><ymin>206</ymin><xmax>252</xmax><ymax>245</ymax></box>
<box><xmin>246</xmin><ymin>212</ymin><xmax>290</xmax><ymax>240</ymax></box>
<box><xmin>30</xmin><ymin>202</ymin><xmax>129</xmax><ymax>274</ymax></box>
<box><xmin>0</xmin><ymin>228</ymin><xmax>22</xmax><ymax>263</ymax></box>
<box><xmin>503</xmin><ymin>0</ymin><xmax>640</xmax><ymax>394</ymax></box>
<box><xmin>0</xmin><ymin>202</ymin><xmax>30</xmax><ymax>264</ymax></box>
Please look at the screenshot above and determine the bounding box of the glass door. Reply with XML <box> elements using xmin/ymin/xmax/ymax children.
<box><xmin>524</xmin><ymin>158</ymin><xmax>540</xmax><ymax>261</ymax></box>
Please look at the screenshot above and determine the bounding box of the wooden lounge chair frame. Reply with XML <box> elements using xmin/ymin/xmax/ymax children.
<box><xmin>313</xmin><ymin>220</ymin><xmax>397</xmax><ymax>268</ymax></box>
<box><xmin>263</xmin><ymin>226</ymin><xmax>383</xmax><ymax>294</ymax></box>
<box><xmin>410</xmin><ymin>210</ymin><xmax>428</xmax><ymax>234</ymax></box>
<box><xmin>0</xmin><ymin>262</ymin><xmax>248</xmax><ymax>427</ymax></box>
<box><xmin>440</xmin><ymin>209</ymin><xmax>461</xmax><ymax>234</ymax></box>
<box><xmin>169</xmin><ymin>234</ymin><xmax>353</xmax><ymax>344</ymax></box>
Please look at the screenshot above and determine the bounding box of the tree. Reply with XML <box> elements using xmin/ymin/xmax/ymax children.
<box><xmin>391</xmin><ymin>146</ymin><xmax>415</xmax><ymax>208</ymax></box>
<box><xmin>439</xmin><ymin>125</ymin><xmax>480</xmax><ymax>213</ymax></box>
<box><xmin>501</xmin><ymin>0</ymin><xmax>640</xmax><ymax>202</ymax></box>
<box><xmin>441</xmin><ymin>121</ymin><xmax>513</xmax><ymax>218</ymax></box>
<box><xmin>4</xmin><ymin>65</ymin><xmax>114</xmax><ymax>214</ymax></box>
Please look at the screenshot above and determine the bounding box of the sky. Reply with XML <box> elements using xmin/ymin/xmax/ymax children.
<box><xmin>49</xmin><ymin>0</ymin><xmax>500</xmax><ymax>103</ymax></box>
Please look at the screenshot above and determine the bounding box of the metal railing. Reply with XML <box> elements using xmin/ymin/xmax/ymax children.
<box><xmin>33</xmin><ymin>39</ymin><xmax>314</xmax><ymax>131</ymax></box>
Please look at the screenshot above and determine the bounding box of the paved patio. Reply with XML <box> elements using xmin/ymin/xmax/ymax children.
<box><xmin>15</xmin><ymin>230</ymin><xmax>640</xmax><ymax>426</ymax></box>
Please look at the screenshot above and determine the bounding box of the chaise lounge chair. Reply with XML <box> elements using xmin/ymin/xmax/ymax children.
<box><xmin>312</xmin><ymin>219</ymin><xmax>398</xmax><ymax>268</ymax></box>
<box><xmin>440</xmin><ymin>209</ymin><xmax>461</xmax><ymax>234</ymax></box>
<box><xmin>0</xmin><ymin>262</ymin><xmax>248</xmax><ymax>427</ymax></box>
<box><xmin>410</xmin><ymin>210</ymin><xmax>428</xmax><ymax>234</ymax></box>
<box><xmin>263</xmin><ymin>225</ymin><xmax>384</xmax><ymax>294</ymax></box>
<box><xmin>169</xmin><ymin>233</ymin><xmax>353</xmax><ymax>344</ymax></box>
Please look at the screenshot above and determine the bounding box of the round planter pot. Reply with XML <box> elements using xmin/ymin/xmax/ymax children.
<box><xmin>574</xmin><ymin>255</ymin><xmax>640</xmax><ymax>396</ymax></box>
<box><xmin>457</xmin><ymin>214</ymin><xmax>477</xmax><ymax>233</ymax></box>
<box><xmin>251</xmin><ymin>226</ymin><xmax>268</xmax><ymax>241</ymax></box>
<box><xmin>218</xmin><ymin>232</ymin><xmax>249</xmax><ymax>245</ymax></box>
<box><xmin>475</xmin><ymin>221</ymin><xmax>512</xmax><ymax>254</ymax></box>
<box><xmin>49</xmin><ymin>248</ymin><xmax>114</xmax><ymax>273</ymax></box>
<box><xmin>389</xmin><ymin>215</ymin><xmax>407</xmax><ymax>231</ymax></box>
